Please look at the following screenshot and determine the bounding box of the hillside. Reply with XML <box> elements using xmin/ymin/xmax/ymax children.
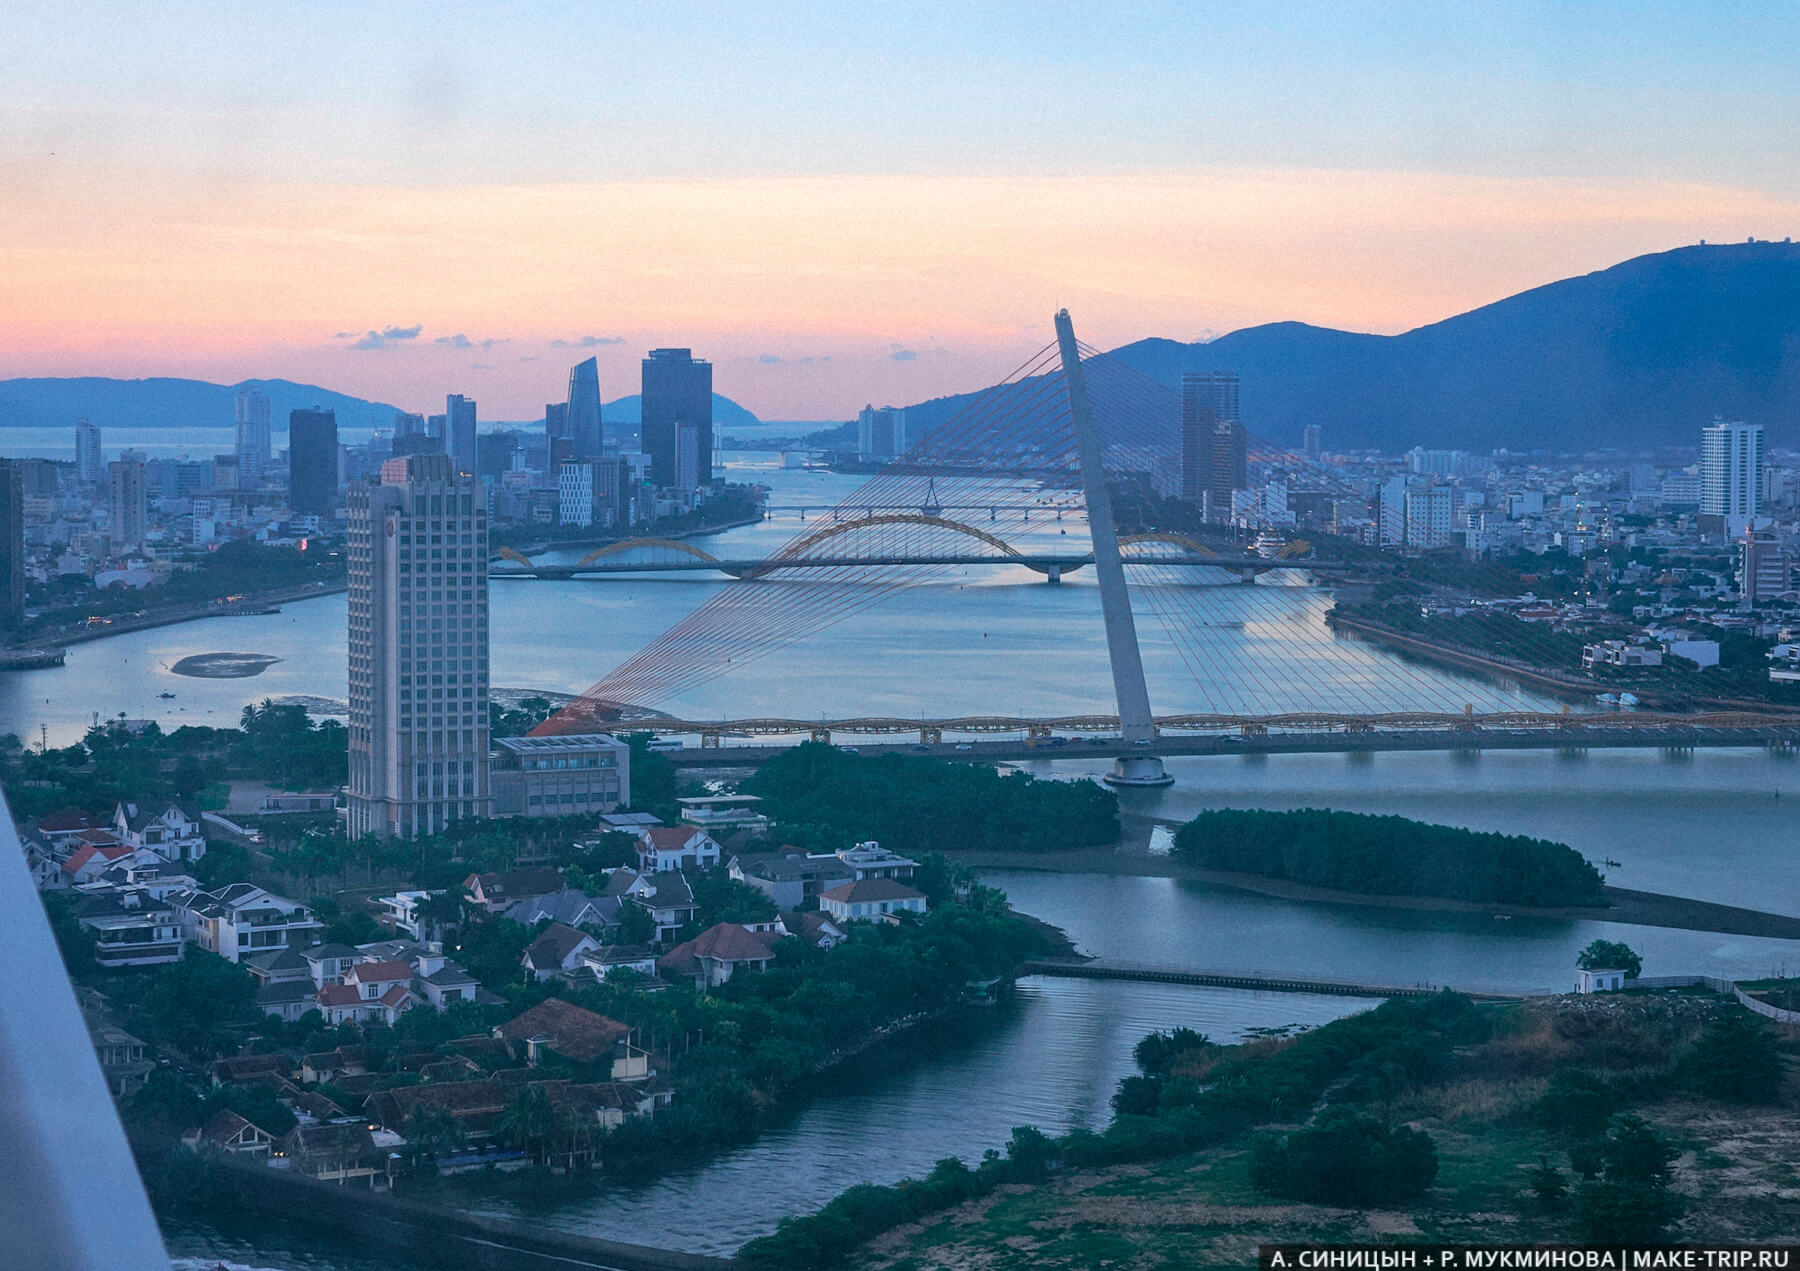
<box><xmin>0</xmin><ymin>377</ymin><xmax>406</xmax><ymax>433</ymax></box>
<box><xmin>600</xmin><ymin>393</ymin><xmax>760</xmax><ymax>429</ymax></box>
<box><xmin>900</xmin><ymin>242</ymin><xmax>1800</xmax><ymax>452</ymax></box>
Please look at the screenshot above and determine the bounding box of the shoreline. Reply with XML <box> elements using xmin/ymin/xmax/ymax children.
<box><xmin>957</xmin><ymin>846</ymin><xmax>1800</xmax><ymax>941</ymax></box>
<box><xmin>6</xmin><ymin>581</ymin><xmax>347</xmax><ymax>654</ymax></box>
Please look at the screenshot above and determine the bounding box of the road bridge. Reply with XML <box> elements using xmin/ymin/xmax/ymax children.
<box><xmin>490</xmin><ymin>551</ymin><xmax>1351</xmax><ymax>580</ymax></box>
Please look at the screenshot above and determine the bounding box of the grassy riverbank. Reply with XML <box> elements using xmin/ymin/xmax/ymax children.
<box><xmin>763</xmin><ymin>992</ymin><xmax>1800</xmax><ymax>1268</ymax></box>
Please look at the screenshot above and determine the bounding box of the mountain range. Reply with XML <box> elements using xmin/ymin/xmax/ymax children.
<box><xmin>897</xmin><ymin>242</ymin><xmax>1800</xmax><ymax>453</ymax></box>
<box><xmin>0</xmin><ymin>377</ymin><xmax>760</xmax><ymax>436</ymax></box>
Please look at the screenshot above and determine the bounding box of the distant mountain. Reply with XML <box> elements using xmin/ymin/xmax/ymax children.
<box><xmin>901</xmin><ymin>243</ymin><xmax>1800</xmax><ymax>453</ymax></box>
<box><xmin>601</xmin><ymin>393</ymin><xmax>759</xmax><ymax>430</ymax></box>
<box><xmin>0</xmin><ymin>377</ymin><xmax>406</xmax><ymax>433</ymax></box>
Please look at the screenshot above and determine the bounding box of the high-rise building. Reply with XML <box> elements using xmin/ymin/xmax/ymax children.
<box><xmin>544</xmin><ymin>402</ymin><xmax>572</xmax><ymax>469</ymax></box>
<box><xmin>558</xmin><ymin>461</ymin><xmax>596</xmax><ymax>528</ymax></box>
<box><xmin>446</xmin><ymin>395</ymin><xmax>478</xmax><ymax>477</ymax></box>
<box><xmin>0</xmin><ymin>461</ymin><xmax>24</xmax><ymax>632</ymax></box>
<box><xmin>566</xmin><ymin>358</ymin><xmax>604</xmax><ymax>460</ymax></box>
<box><xmin>234</xmin><ymin>387</ymin><xmax>271</xmax><ymax>487</ymax></box>
<box><xmin>346</xmin><ymin>452</ymin><xmax>491</xmax><ymax>839</ymax></box>
<box><xmin>288</xmin><ymin>408</ymin><xmax>339</xmax><ymax>514</ymax></box>
<box><xmin>75</xmin><ymin>419</ymin><xmax>103</xmax><ymax>486</ymax></box>
<box><xmin>1180</xmin><ymin>371</ymin><xmax>1240</xmax><ymax>510</ymax></box>
<box><xmin>1404</xmin><ymin>485</ymin><xmax>1454</xmax><ymax>550</ymax></box>
<box><xmin>107</xmin><ymin>461</ymin><xmax>148</xmax><ymax>548</ymax></box>
<box><xmin>857</xmin><ymin>405</ymin><xmax>908</xmax><ymax>460</ymax></box>
<box><xmin>1700</xmin><ymin>419</ymin><xmax>1764</xmax><ymax>537</ymax></box>
<box><xmin>642</xmin><ymin>348</ymin><xmax>712</xmax><ymax>488</ymax></box>
<box><xmin>1301</xmin><ymin>424</ymin><xmax>1323</xmax><ymax>462</ymax></box>
<box><xmin>1740</xmin><ymin>529</ymin><xmax>1792</xmax><ymax>607</ymax></box>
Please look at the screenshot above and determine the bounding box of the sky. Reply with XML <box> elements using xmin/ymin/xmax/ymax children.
<box><xmin>4</xmin><ymin>1</ymin><xmax>1799</xmax><ymax>421</ymax></box>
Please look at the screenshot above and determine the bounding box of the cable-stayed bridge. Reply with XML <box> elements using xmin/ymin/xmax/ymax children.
<box><xmin>521</xmin><ymin>312</ymin><xmax>1800</xmax><ymax>773</ymax></box>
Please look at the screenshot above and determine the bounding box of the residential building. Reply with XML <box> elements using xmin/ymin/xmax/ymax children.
<box><xmin>566</xmin><ymin>357</ymin><xmax>604</xmax><ymax>460</ymax></box>
<box><xmin>1700</xmin><ymin>419</ymin><xmax>1764</xmax><ymax>537</ymax></box>
<box><xmin>636</xmin><ymin>826</ymin><xmax>721</xmax><ymax>873</ymax></box>
<box><xmin>76</xmin><ymin>418</ymin><xmax>104</xmax><ymax>485</ymax></box>
<box><xmin>1404</xmin><ymin>485</ymin><xmax>1454</xmax><ymax>550</ymax></box>
<box><xmin>184</xmin><ymin>1110</ymin><xmax>275</xmax><ymax>1157</ymax></box>
<box><xmin>494</xmin><ymin>998</ymin><xmax>638</xmax><ymax>1072</ymax></box>
<box><xmin>463</xmin><ymin>866</ymin><xmax>565</xmax><ymax>913</ymax></box>
<box><xmin>446</xmin><ymin>394</ymin><xmax>478</xmax><ymax>477</ymax></box>
<box><xmin>0</xmin><ymin>460</ymin><xmax>23</xmax><ymax>631</ymax></box>
<box><xmin>657</xmin><ymin>922</ymin><xmax>783</xmax><ymax>989</ymax></box>
<box><xmin>1582</xmin><ymin>641</ymin><xmax>1664</xmax><ymax>670</ymax></box>
<box><xmin>234</xmin><ymin>387</ymin><xmax>271</xmax><ymax>487</ymax></box>
<box><xmin>836</xmin><ymin>841</ymin><xmax>917</xmax><ymax>881</ymax></box>
<box><xmin>642</xmin><ymin>348</ymin><xmax>712</xmax><ymax>487</ymax></box>
<box><xmin>112</xmin><ymin>800</ymin><xmax>206</xmax><ymax>864</ymax></box>
<box><xmin>856</xmin><ymin>405</ymin><xmax>907</xmax><ymax>460</ymax></box>
<box><xmin>1740</xmin><ymin>529</ymin><xmax>1792</xmax><ymax>606</ymax></box>
<box><xmin>86</xmin><ymin>1016</ymin><xmax>155</xmax><ymax>1096</ymax></box>
<box><xmin>729</xmin><ymin>850</ymin><xmax>853</xmax><ymax>910</ymax></box>
<box><xmin>577</xmin><ymin>943</ymin><xmax>661</xmax><ymax>982</ymax></box>
<box><xmin>73</xmin><ymin>889</ymin><xmax>187</xmax><ymax>967</ymax></box>
<box><xmin>557</xmin><ymin>460</ymin><xmax>595</xmax><ymax>527</ymax></box>
<box><xmin>107</xmin><ymin>460</ymin><xmax>148</xmax><ymax>547</ymax></box>
<box><xmin>677</xmin><ymin>793</ymin><xmax>768</xmax><ymax>834</ymax></box>
<box><xmin>629</xmin><ymin>872</ymin><xmax>699</xmax><ymax>942</ymax></box>
<box><xmin>289</xmin><ymin>407</ymin><xmax>340</xmax><ymax>514</ymax></box>
<box><xmin>501</xmin><ymin>888</ymin><xmax>617</xmax><ymax>930</ymax></box>
<box><xmin>819</xmin><ymin>878</ymin><xmax>929</xmax><ymax>923</ymax></box>
<box><xmin>274</xmin><ymin>1123</ymin><xmax>387</xmax><ymax>1185</ymax></box>
<box><xmin>522</xmin><ymin>923</ymin><xmax>602</xmax><ymax>980</ymax></box>
<box><xmin>173</xmin><ymin>883</ymin><xmax>321</xmax><ymax>962</ymax></box>
<box><xmin>345</xmin><ymin>452</ymin><xmax>491</xmax><ymax>838</ymax></box>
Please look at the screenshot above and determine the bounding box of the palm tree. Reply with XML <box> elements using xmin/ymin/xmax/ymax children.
<box><xmin>415</xmin><ymin>890</ymin><xmax>467</xmax><ymax>944</ymax></box>
<box><xmin>497</xmin><ymin>1086</ymin><xmax>557</xmax><ymax>1164</ymax></box>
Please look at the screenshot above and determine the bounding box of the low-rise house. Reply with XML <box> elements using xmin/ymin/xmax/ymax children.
<box><xmin>87</xmin><ymin>1017</ymin><xmax>155</xmax><ymax>1095</ymax></box>
<box><xmin>60</xmin><ymin>843</ymin><xmax>136</xmax><ymax>886</ymax></box>
<box><xmin>73</xmin><ymin>888</ymin><xmax>187</xmax><ymax>967</ymax></box>
<box><xmin>208</xmin><ymin>1052</ymin><xmax>290</xmax><ymax>1086</ymax></box>
<box><xmin>635</xmin><ymin>826</ymin><xmax>721</xmax><ymax>873</ymax></box>
<box><xmin>630</xmin><ymin>872</ymin><xmax>699</xmax><ymax>943</ymax></box>
<box><xmin>416</xmin><ymin>963</ymin><xmax>482</xmax><ymax>1010</ymax></box>
<box><xmin>464</xmin><ymin>867</ymin><xmax>565</xmax><ymax>913</ymax></box>
<box><xmin>302</xmin><ymin>943</ymin><xmax>363</xmax><ymax>987</ymax></box>
<box><xmin>255</xmin><ymin>980</ymin><xmax>319</xmax><ymax>1022</ymax></box>
<box><xmin>302</xmin><ymin>1046</ymin><xmax>373</xmax><ymax>1085</ymax></box>
<box><xmin>501</xmin><ymin>888</ymin><xmax>618</xmax><ymax>930</ymax></box>
<box><xmin>173</xmin><ymin>883</ymin><xmax>322</xmax><ymax>962</ymax></box>
<box><xmin>819</xmin><ymin>878</ymin><xmax>928</xmax><ymax>923</ymax></box>
<box><xmin>730</xmin><ymin>849</ymin><xmax>854</xmax><ymax>910</ymax></box>
<box><xmin>112</xmin><ymin>799</ymin><xmax>206</xmax><ymax>864</ymax></box>
<box><xmin>274</xmin><ymin>1123</ymin><xmax>387</xmax><ymax>1186</ymax></box>
<box><xmin>184</xmin><ymin>1110</ymin><xmax>275</xmax><ymax>1157</ymax></box>
<box><xmin>677</xmin><ymin>793</ymin><xmax>770</xmax><ymax>835</ymax></box>
<box><xmin>21</xmin><ymin>830</ymin><xmax>66</xmax><ymax>891</ymax></box>
<box><xmin>315</xmin><ymin>983</ymin><xmax>371</xmax><ymax>1027</ymax></box>
<box><xmin>493</xmin><ymin>998</ymin><xmax>640</xmax><ymax>1078</ymax></box>
<box><xmin>658</xmin><ymin>922</ymin><xmax>784</xmax><ymax>990</ymax></box>
<box><xmin>244</xmin><ymin>947</ymin><xmax>312</xmax><ymax>987</ymax></box>
<box><xmin>35</xmin><ymin>807</ymin><xmax>102</xmax><ymax>851</ymax></box>
<box><xmin>377</xmin><ymin>890</ymin><xmax>442</xmax><ymax>941</ymax></box>
<box><xmin>577</xmin><ymin>943</ymin><xmax>661</xmax><ymax>982</ymax></box>
<box><xmin>781</xmin><ymin>911</ymin><xmax>847</xmax><ymax>950</ymax></box>
<box><xmin>522</xmin><ymin>923</ymin><xmax>602</xmax><ymax>981</ymax></box>
<box><xmin>835</xmin><ymin>841</ymin><xmax>917</xmax><ymax>882</ymax></box>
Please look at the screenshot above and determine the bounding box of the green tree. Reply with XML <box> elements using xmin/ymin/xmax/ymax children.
<box><xmin>1683</xmin><ymin>1008</ymin><xmax>1783</xmax><ymax>1103</ymax></box>
<box><xmin>1575</xmin><ymin>1115</ymin><xmax>1683</xmax><ymax>1243</ymax></box>
<box><xmin>1529</xmin><ymin>1155</ymin><xmax>1569</xmax><ymax>1212</ymax></box>
<box><xmin>404</xmin><ymin>1105</ymin><xmax>466</xmax><ymax>1162</ymax></box>
<box><xmin>1577</xmin><ymin>939</ymin><xmax>1642</xmax><ymax>978</ymax></box>
<box><xmin>616</xmin><ymin>900</ymin><xmax>656</xmax><ymax>946</ymax></box>
<box><xmin>1249</xmin><ymin>1108</ymin><xmax>1439</xmax><ymax>1205</ymax></box>
<box><xmin>498</xmin><ymin>1085</ymin><xmax>558</xmax><ymax>1162</ymax></box>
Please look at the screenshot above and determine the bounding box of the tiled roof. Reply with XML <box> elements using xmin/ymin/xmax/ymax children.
<box><xmin>525</xmin><ymin>923</ymin><xmax>595</xmax><ymax>970</ymax></box>
<box><xmin>345</xmin><ymin>960</ymin><xmax>413</xmax><ymax>983</ymax></box>
<box><xmin>494</xmin><ymin>998</ymin><xmax>630</xmax><ymax>1062</ymax></box>
<box><xmin>659</xmin><ymin>922</ymin><xmax>783</xmax><ymax>975</ymax></box>
<box><xmin>317</xmin><ymin>984</ymin><xmax>362</xmax><ymax>1007</ymax></box>
<box><xmin>820</xmin><ymin>878</ymin><xmax>926</xmax><ymax>904</ymax></box>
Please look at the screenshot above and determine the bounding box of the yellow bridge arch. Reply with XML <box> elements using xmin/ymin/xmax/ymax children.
<box><xmin>1117</xmin><ymin>532</ymin><xmax>1217</xmax><ymax>559</ymax></box>
<box><xmin>575</xmin><ymin>538</ymin><xmax>723</xmax><ymax>568</ymax></box>
<box><xmin>743</xmin><ymin>513</ymin><xmax>1046</xmax><ymax>578</ymax></box>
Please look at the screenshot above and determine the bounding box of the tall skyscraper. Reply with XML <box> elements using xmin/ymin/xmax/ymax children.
<box><xmin>857</xmin><ymin>406</ymin><xmax>908</xmax><ymax>460</ymax></box>
<box><xmin>0</xmin><ymin>461</ymin><xmax>24</xmax><ymax>632</ymax></box>
<box><xmin>1700</xmin><ymin>419</ymin><xmax>1764</xmax><ymax>537</ymax></box>
<box><xmin>288</xmin><ymin>408</ymin><xmax>339</xmax><ymax>514</ymax></box>
<box><xmin>641</xmin><ymin>348</ymin><xmax>713</xmax><ymax>488</ymax></box>
<box><xmin>1179</xmin><ymin>371</ymin><xmax>1240</xmax><ymax>508</ymax></box>
<box><xmin>446</xmin><ymin>395</ymin><xmax>478</xmax><ymax>477</ymax></box>
<box><xmin>75</xmin><ymin>419</ymin><xmax>103</xmax><ymax>486</ymax></box>
<box><xmin>346</xmin><ymin>452</ymin><xmax>491</xmax><ymax>839</ymax></box>
<box><xmin>394</xmin><ymin>411</ymin><xmax>426</xmax><ymax>438</ymax></box>
<box><xmin>107</xmin><ymin>461</ymin><xmax>148</xmax><ymax>548</ymax></box>
<box><xmin>234</xmin><ymin>387</ymin><xmax>271</xmax><ymax>487</ymax></box>
<box><xmin>566</xmin><ymin>357</ymin><xmax>604</xmax><ymax>460</ymax></box>
<box><xmin>544</xmin><ymin>402</ymin><xmax>572</xmax><ymax>469</ymax></box>
<box><xmin>1302</xmin><ymin>424</ymin><xmax>1323</xmax><ymax>461</ymax></box>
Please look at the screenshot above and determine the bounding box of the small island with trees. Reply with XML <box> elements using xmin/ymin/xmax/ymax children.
<box><xmin>1171</xmin><ymin>808</ymin><xmax>1608</xmax><ymax>908</ymax></box>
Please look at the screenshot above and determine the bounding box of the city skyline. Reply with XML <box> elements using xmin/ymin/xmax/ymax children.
<box><xmin>6</xmin><ymin>4</ymin><xmax>1800</xmax><ymax>420</ymax></box>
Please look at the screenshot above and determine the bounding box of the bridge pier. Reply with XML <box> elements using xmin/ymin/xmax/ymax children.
<box><xmin>1046</xmin><ymin>564</ymin><xmax>1062</xmax><ymax>584</ymax></box>
<box><xmin>1105</xmin><ymin>755</ymin><xmax>1176</xmax><ymax>787</ymax></box>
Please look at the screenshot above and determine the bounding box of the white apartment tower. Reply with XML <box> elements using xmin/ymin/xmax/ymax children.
<box><xmin>75</xmin><ymin>419</ymin><xmax>103</xmax><ymax>485</ymax></box>
<box><xmin>346</xmin><ymin>453</ymin><xmax>491</xmax><ymax>839</ymax></box>
<box><xmin>1700</xmin><ymin>419</ymin><xmax>1763</xmax><ymax>537</ymax></box>
<box><xmin>234</xmin><ymin>387</ymin><xmax>271</xmax><ymax>487</ymax></box>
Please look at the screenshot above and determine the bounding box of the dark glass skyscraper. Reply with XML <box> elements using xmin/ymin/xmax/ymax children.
<box><xmin>289</xmin><ymin>407</ymin><xmax>339</xmax><ymax>514</ymax></box>
<box><xmin>641</xmin><ymin>348</ymin><xmax>712</xmax><ymax>488</ymax></box>
<box><xmin>566</xmin><ymin>357</ymin><xmax>604</xmax><ymax>460</ymax></box>
<box><xmin>0</xmin><ymin>461</ymin><xmax>24</xmax><ymax>632</ymax></box>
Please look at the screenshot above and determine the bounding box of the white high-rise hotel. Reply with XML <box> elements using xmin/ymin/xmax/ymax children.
<box><xmin>346</xmin><ymin>453</ymin><xmax>491</xmax><ymax>838</ymax></box>
<box><xmin>1700</xmin><ymin>419</ymin><xmax>1764</xmax><ymax>537</ymax></box>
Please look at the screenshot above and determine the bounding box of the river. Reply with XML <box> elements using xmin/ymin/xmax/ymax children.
<box><xmin>13</xmin><ymin>452</ymin><xmax>1798</xmax><ymax>1264</ymax></box>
